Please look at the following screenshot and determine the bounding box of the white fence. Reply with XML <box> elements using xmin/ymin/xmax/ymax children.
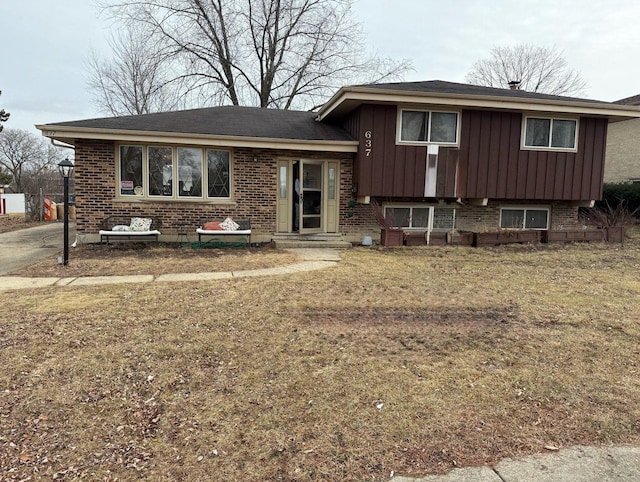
<box><xmin>0</xmin><ymin>193</ymin><xmax>26</xmax><ymax>214</ymax></box>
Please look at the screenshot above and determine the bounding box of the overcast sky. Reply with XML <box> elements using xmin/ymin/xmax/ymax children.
<box><xmin>2</xmin><ymin>0</ymin><xmax>640</xmax><ymax>136</ymax></box>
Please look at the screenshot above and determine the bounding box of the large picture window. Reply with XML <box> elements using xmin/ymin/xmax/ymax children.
<box><xmin>524</xmin><ymin>117</ymin><xmax>577</xmax><ymax>150</ymax></box>
<box><xmin>399</xmin><ymin>109</ymin><xmax>458</xmax><ymax>144</ymax></box>
<box><xmin>500</xmin><ymin>207</ymin><xmax>549</xmax><ymax>230</ymax></box>
<box><xmin>117</xmin><ymin>144</ymin><xmax>231</xmax><ymax>200</ymax></box>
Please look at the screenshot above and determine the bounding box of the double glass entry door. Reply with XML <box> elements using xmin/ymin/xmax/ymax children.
<box><xmin>277</xmin><ymin>160</ymin><xmax>339</xmax><ymax>234</ymax></box>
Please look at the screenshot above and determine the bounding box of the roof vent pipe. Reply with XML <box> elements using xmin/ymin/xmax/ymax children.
<box><xmin>508</xmin><ymin>80</ymin><xmax>521</xmax><ymax>90</ymax></box>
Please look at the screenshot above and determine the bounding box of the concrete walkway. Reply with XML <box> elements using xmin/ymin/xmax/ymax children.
<box><xmin>0</xmin><ymin>222</ymin><xmax>74</xmax><ymax>275</ymax></box>
<box><xmin>391</xmin><ymin>445</ymin><xmax>640</xmax><ymax>482</ymax></box>
<box><xmin>0</xmin><ymin>248</ymin><xmax>342</xmax><ymax>291</ymax></box>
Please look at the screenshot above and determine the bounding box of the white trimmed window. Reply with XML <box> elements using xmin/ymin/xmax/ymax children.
<box><xmin>383</xmin><ymin>205</ymin><xmax>456</xmax><ymax>230</ymax></box>
<box><xmin>399</xmin><ymin>109</ymin><xmax>459</xmax><ymax>144</ymax></box>
<box><xmin>118</xmin><ymin>144</ymin><xmax>231</xmax><ymax>200</ymax></box>
<box><xmin>523</xmin><ymin>116</ymin><xmax>577</xmax><ymax>150</ymax></box>
<box><xmin>500</xmin><ymin>207</ymin><xmax>549</xmax><ymax>230</ymax></box>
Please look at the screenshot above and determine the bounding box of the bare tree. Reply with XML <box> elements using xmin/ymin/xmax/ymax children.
<box><xmin>465</xmin><ymin>44</ymin><xmax>587</xmax><ymax>96</ymax></box>
<box><xmin>99</xmin><ymin>0</ymin><xmax>411</xmax><ymax>110</ymax></box>
<box><xmin>0</xmin><ymin>90</ymin><xmax>9</xmax><ymax>133</ymax></box>
<box><xmin>87</xmin><ymin>24</ymin><xmax>192</xmax><ymax>115</ymax></box>
<box><xmin>0</xmin><ymin>129</ymin><xmax>66</xmax><ymax>194</ymax></box>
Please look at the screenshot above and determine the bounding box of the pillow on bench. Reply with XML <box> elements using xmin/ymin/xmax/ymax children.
<box><xmin>220</xmin><ymin>217</ymin><xmax>239</xmax><ymax>231</ymax></box>
<box><xmin>203</xmin><ymin>221</ymin><xmax>223</xmax><ymax>231</ymax></box>
<box><xmin>112</xmin><ymin>225</ymin><xmax>131</xmax><ymax>232</ymax></box>
<box><xmin>130</xmin><ymin>217</ymin><xmax>153</xmax><ymax>231</ymax></box>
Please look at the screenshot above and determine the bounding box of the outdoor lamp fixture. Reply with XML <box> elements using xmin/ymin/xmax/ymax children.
<box><xmin>58</xmin><ymin>158</ymin><xmax>74</xmax><ymax>266</ymax></box>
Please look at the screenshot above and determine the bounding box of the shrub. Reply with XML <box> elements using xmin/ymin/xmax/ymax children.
<box><xmin>599</xmin><ymin>183</ymin><xmax>640</xmax><ymax>215</ymax></box>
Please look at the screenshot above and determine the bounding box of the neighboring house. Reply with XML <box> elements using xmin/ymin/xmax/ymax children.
<box><xmin>604</xmin><ymin>94</ymin><xmax>640</xmax><ymax>183</ymax></box>
<box><xmin>37</xmin><ymin>81</ymin><xmax>640</xmax><ymax>245</ymax></box>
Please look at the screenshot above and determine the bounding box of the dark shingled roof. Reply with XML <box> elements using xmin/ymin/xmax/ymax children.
<box><xmin>48</xmin><ymin>105</ymin><xmax>354</xmax><ymax>141</ymax></box>
<box><xmin>353</xmin><ymin>80</ymin><xmax>612</xmax><ymax>105</ymax></box>
<box><xmin>615</xmin><ymin>94</ymin><xmax>640</xmax><ymax>106</ymax></box>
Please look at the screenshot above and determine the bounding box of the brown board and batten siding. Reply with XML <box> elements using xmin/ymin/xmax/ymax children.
<box><xmin>340</xmin><ymin>104</ymin><xmax>607</xmax><ymax>201</ymax></box>
<box><xmin>341</xmin><ymin>104</ymin><xmax>427</xmax><ymax>198</ymax></box>
<box><xmin>458</xmin><ymin>110</ymin><xmax>608</xmax><ymax>201</ymax></box>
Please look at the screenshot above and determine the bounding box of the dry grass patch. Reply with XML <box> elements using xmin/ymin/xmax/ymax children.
<box><xmin>2</xmin><ymin>241</ymin><xmax>640</xmax><ymax>481</ymax></box>
<box><xmin>8</xmin><ymin>244</ymin><xmax>303</xmax><ymax>277</ymax></box>
<box><xmin>0</xmin><ymin>214</ymin><xmax>45</xmax><ymax>233</ymax></box>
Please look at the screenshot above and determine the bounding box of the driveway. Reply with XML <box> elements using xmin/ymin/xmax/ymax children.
<box><xmin>0</xmin><ymin>222</ymin><xmax>75</xmax><ymax>275</ymax></box>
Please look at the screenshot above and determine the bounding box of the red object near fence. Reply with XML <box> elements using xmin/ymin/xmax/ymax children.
<box><xmin>43</xmin><ymin>196</ymin><xmax>55</xmax><ymax>220</ymax></box>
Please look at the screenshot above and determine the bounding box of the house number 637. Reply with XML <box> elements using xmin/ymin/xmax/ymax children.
<box><xmin>364</xmin><ymin>130</ymin><xmax>372</xmax><ymax>157</ymax></box>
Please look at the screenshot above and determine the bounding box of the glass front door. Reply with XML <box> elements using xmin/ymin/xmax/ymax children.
<box><xmin>299</xmin><ymin>161</ymin><xmax>323</xmax><ymax>233</ymax></box>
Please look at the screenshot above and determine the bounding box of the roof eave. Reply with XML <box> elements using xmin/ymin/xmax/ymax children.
<box><xmin>316</xmin><ymin>86</ymin><xmax>640</xmax><ymax>121</ymax></box>
<box><xmin>35</xmin><ymin>125</ymin><xmax>359</xmax><ymax>153</ymax></box>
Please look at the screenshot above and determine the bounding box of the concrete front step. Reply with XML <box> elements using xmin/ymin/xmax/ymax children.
<box><xmin>272</xmin><ymin>239</ymin><xmax>352</xmax><ymax>249</ymax></box>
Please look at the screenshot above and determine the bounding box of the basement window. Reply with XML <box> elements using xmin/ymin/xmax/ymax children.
<box><xmin>500</xmin><ymin>207</ymin><xmax>549</xmax><ymax>230</ymax></box>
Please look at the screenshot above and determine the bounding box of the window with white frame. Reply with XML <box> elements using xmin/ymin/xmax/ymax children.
<box><xmin>523</xmin><ymin>116</ymin><xmax>577</xmax><ymax>150</ymax></box>
<box><xmin>118</xmin><ymin>144</ymin><xmax>231</xmax><ymax>200</ymax></box>
<box><xmin>399</xmin><ymin>110</ymin><xmax>458</xmax><ymax>144</ymax></box>
<box><xmin>500</xmin><ymin>207</ymin><xmax>549</xmax><ymax>230</ymax></box>
<box><xmin>383</xmin><ymin>205</ymin><xmax>456</xmax><ymax>230</ymax></box>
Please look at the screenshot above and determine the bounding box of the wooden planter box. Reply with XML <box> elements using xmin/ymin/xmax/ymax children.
<box><xmin>427</xmin><ymin>232</ymin><xmax>447</xmax><ymax>246</ymax></box>
<box><xmin>542</xmin><ymin>229</ymin><xmax>604</xmax><ymax>243</ymax></box>
<box><xmin>404</xmin><ymin>231</ymin><xmax>426</xmax><ymax>246</ymax></box>
<box><xmin>605</xmin><ymin>226</ymin><xmax>625</xmax><ymax>243</ymax></box>
<box><xmin>380</xmin><ymin>228</ymin><xmax>404</xmax><ymax>247</ymax></box>
<box><xmin>446</xmin><ymin>231</ymin><xmax>474</xmax><ymax>246</ymax></box>
<box><xmin>474</xmin><ymin>230</ymin><xmax>541</xmax><ymax>247</ymax></box>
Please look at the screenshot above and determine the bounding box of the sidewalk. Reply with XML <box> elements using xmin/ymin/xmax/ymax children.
<box><xmin>391</xmin><ymin>445</ymin><xmax>640</xmax><ymax>482</ymax></box>
<box><xmin>0</xmin><ymin>248</ymin><xmax>342</xmax><ymax>291</ymax></box>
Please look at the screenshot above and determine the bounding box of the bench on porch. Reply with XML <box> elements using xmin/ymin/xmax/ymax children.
<box><xmin>99</xmin><ymin>215</ymin><xmax>162</xmax><ymax>244</ymax></box>
<box><xmin>196</xmin><ymin>218</ymin><xmax>251</xmax><ymax>247</ymax></box>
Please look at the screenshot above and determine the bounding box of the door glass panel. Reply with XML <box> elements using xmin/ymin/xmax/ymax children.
<box><xmin>328</xmin><ymin>168</ymin><xmax>336</xmax><ymax>200</ymax></box>
<box><xmin>279</xmin><ymin>165</ymin><xmax>288</xmax><ymax>198</ymax></box>
<box><xmin>302</xmin><ymin>191</ymin><xmax>321</xmax><ymax>215</ymax></box>
<box><xmin>303</xmin><ymin>216</ymin><xmax>321</xmax><ymax>229</ymax></box>
<box><xmin>302</xmin><ymin>164</ymin><xmax>322</xmax><ymax>189</ymax></box>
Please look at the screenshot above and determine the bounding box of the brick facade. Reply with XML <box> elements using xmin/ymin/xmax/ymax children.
<box><xmin>74</xmin><ymin>139</ymin><xmax>585</xmax><ymax>245</ymax></box>
<box><xmin>604</xmin><ymin>118</ymin><xmax>640</xmax><ymax>183</ymax></box>
<box><xmin>74</xmin><ymin>139</ymin><xmax>360</xmax><ymax>243</ymax></box>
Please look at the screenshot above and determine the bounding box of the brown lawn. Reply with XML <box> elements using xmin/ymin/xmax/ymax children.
<box><xmin>1</xmin><ymin>229</ymin><xmax>640</xmax><ymax>481</ymax></box>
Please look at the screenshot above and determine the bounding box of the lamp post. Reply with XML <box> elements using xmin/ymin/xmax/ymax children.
<box><xmin>58</xmin><ymin>158</ymin><xmax>74</xmax><ymax>266</ymax></box>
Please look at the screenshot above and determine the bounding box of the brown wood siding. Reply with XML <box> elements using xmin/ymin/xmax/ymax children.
<box><xmin>460</xmin><ymin>110</ymin><xmax>607</xmax><ymax>201</ymax></box>
<box><xmin>347</xmin><ymin>104</ymin><xmax>428</xmax><ymax>197</ymax></box>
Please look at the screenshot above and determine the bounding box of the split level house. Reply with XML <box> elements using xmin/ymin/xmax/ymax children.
<box><xmin>37</xmin><ymin>80</ymin><xmax>640</xmax><ymax>245</ymax></box>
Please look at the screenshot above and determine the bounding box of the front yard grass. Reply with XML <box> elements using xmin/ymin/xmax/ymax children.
<box><xmin>1</xmin><ymin>241</ymin><xmax>640</xmax><ymax>481</ymax></box>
